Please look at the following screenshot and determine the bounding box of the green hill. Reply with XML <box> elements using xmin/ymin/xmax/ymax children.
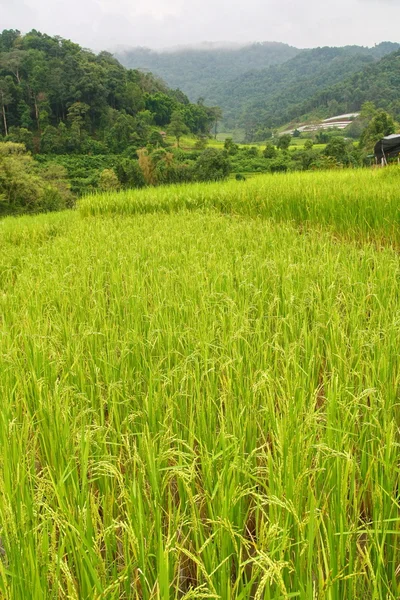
<box><xmin>116</xmin><ymin>41</ymin><xmax>399</xmax><ymax>140</ymax></box>
<box><xmin>115</xmin><ymin>42</ymin><xmax>300</xmax><ymax>103</ymax></box>
<box><xmin>294</xmin><ymin>48</ymin><xmax>400</xmax><ymax>125</ymax></box>
<box><xmin>0</xmin><ymin>29</ymin><xmax>216</xmax><ymax>154</ymax></box>
<box><xmin>212</xmin><ymin>43</ymin><xmax>400</xmax><ymax>136</ymax></box>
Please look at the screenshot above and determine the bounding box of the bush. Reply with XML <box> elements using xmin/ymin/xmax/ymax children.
<box><xmin>99</xmin><ymin>168</ymin><xmax>120</xmax><ymax>191</ymax></box>
<box><xmin>39</xmin><ymin>164</ymin><xmax>75</xmax><ymax>209</ymax></box>
<box><xmin>0</xmin><ymin>142</ymin><xmax>67</xmax><ymax>215</ymax></box>
<box><xmin>194</xmin><ymin>149</ymin><xmax>230</xmax><ymax>182</ymax></box>
<box><xmin>115</xmin><ymin>159</ymin><xmax>146</xmax><ymax>189</ymax></box>
<box><xmin>263</xmin><ymin>143</ymin><xmax>277</xmax><ymax>159</ymax></box>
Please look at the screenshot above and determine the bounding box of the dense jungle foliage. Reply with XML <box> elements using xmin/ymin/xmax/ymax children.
<box><xmin>0</xmin><ymin>29</ymin><xmax>220</xmax><ymax>154</ymax></box>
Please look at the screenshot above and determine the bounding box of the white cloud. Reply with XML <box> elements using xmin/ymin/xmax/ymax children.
<box><xmin>0</xmin><ymin>0</ymin><xmax>399</xmax><ymax>50</ymax></box>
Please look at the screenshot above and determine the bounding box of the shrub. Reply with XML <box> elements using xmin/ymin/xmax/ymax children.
<box><xmin>99</xmin><ymin>168</ymin><xmax>120</xmax><ymax>191</ymax></box>
<box><xmin>194</xmin><ymin>148</ymin><xmax>230</xmax><ymax>182</ymax></box>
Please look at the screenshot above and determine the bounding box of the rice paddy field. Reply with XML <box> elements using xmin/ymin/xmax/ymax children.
<box><xmin>0</xmin><ymin>168</ymin><xmax>399</xmax><ymax>599</ymax></box>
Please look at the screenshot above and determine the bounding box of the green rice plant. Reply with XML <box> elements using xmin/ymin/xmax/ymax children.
<box><xmin>78</xmin><ymin>168</ymin><xmax>400</xmax><ymax>245</ymax></box>
<box><xmin>0</xmin><ymin>178</ymin><xmax>399</xmax><ymax>598</ymax></box>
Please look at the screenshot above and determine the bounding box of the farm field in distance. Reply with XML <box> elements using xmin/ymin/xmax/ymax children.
<box><xmin>0</xmin><ymin>168</ymin><xmax>399</xmax><ymax>599</ymax></box>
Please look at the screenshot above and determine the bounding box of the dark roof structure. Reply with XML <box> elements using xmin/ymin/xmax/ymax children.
<box><xmin>374</xmin><ymin>134</ymin><xmax>400</xmax><ymax>162</ymax></box>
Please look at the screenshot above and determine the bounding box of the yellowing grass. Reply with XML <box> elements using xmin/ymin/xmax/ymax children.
<box><xmin>0</xmin><ymin>170</ymin><xmax>399</xmax><ymax>598</ymax></box>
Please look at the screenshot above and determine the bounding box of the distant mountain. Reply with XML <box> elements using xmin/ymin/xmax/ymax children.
<box><xmin>293</xmin><ymin>49</ymin><xmax>400</xmax><ymax>125</ymax></box>
<box><xmin>115</xmin><ymin>42</ymin><xmax>300</xmax><ymax>103</ymax></box>
<box><xmin>211</xmin><ymin>43</ymin><xmax>400</xmax><ymax>135</ymax></box>
<box><xmin>116</xmin><ymin>41</ymin><xmax>400</xmax><ymax>140</ymax></box>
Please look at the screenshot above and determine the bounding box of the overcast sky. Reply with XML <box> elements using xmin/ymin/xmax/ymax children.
<box><xmin>1</xmin><ymin>0</ymin><xmax>399</xmax><ymax>51</ymax></box>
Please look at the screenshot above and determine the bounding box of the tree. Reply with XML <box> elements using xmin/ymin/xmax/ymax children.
<box><xmin>115</xmin><ymin>158</ymin><xmax>145</xmax><ymax>189</ymax></box>
<box><xmin>6</xmin><ymin>127</ymin><xmax>34</xmax><ymax>152</ymax></box>
<box><xmin>148</xmin><ymin>130</ymin><xmax>165</xmax><ymax>148</ymax></box>
<box><xmin>67</xmin><ymin>102</ymin><xmax>90</xmax><ymax>138</ymax></box>
<box><xmin>40</xmin><ymin>163</ymin><xmax>74</xmax><ymax>208</ymax></box>
<box><xmin>276</xmin><ymin>134</ymin><xmax>292</xmax><ymax>151</ymax></box>
<box><xmin>0</xmin><ymin>30</ymin><xmax>21</xmax><ymax>52</ymax></box>
<box><xmin>0</xmin><ymin>50</ymin><xmax>27</xmax><ymax>84</ymax></box>
<box><xmin>208</xmin><ymin>106</ymin><xmax>223</xmax><ymax>139</ymax></box>
<box><xmin>40</xmin><ymin>125</ymin><xmax>66</xmax><ymax>154</ymax></box>
<box><xmin>0</xmin><ymin>29</ymin><xmax>217</xmax><ymax>155</ymax></box>
<box><xmin>145</xmin><ymin>93</ymin><xmax>176</xmax><ymax>126</ymax></box>
<box><xmin>167</xmin><ymin>111</ymin><xmax>189</xmax><ymax>148</ymax></box>
<box><xmin>359</xmin><ymin>110</ymin><xmax>396</xmax><ymax>152</ymax></box>
<box><xmin>324</xmin><ymin>137</ymin><xmax>353</xmax><ymax>164</ymax></box>
<box><xmin>194</xmin><ymin>148</ymin><xmax>230</xmax><ymax>181</ymax></box>
<box><xmin>360</xmin><ymin>101</ymin><xmax>378</xmax><ymax>123</ymax></box>
<box><xmin>263</xmin><ymin>143</ymin><xmax>277</xmax><ymax>159</ymax></box>
<box><xmin>99</xmin><ymin>168</ymin><xmax>119</xmax><ymax>191</ymax></box>
<box><xmin>224</xmin><ymin>137</ymin><xmax>239</xmax><ymax>155</ymax></box>
<box><xmin>0</xmin><ymin>79</ymin><xmax>12</xmax><ymax>136</ymax></box>
<box><xmin>0</xmin><ymin>142</ymin><xmax>67</xmax><ymax>214</ymax></box>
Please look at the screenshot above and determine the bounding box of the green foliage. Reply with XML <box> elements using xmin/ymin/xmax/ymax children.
<box><xmin>99</xmin><ymin>168</ymin><xmax>120</xmax><ymax>191</ymax></box>
<box><xmin>224</xmin><ymin>137</ymin><xmax>239</xmax><ymax>155</ymax></box>
<box><xmin>0</xmin><ymin>29</ymin><xmax>219</xmax><ymax>154</ymax></box>
<box><xmin>39</xmin><ymin>163</ymin><xmax>74</xmax><ymax>208</ymax></box>
<box><xmin>212</xmin><ymin>44</ymin><xmax>399</xmax><ymax>134</ymax></box>
<box><xmin>6</xmin><ymin>126</ymin><xmax>34</xmax><ymax>151</ymax></box>
<box><xmin>167</xmin><ymin>110</ymin><xmax>189</xmax><ymax>147</ymax></box>
<box><xmin>276</xmin><ymin>134</ymin><xmax>292</xmax><ymax>151</ymax></box>
<box><xmin>129</xmin><ymin>42</ymin><xmax>398</xmax><ymax>139</ymax></box>
<box><xmin>359</xmin><ymin>109</ymin><xmax>396</xmax><ymax>151</ymax></box>
<box><xmin>148</xmin><ymin>130</ymin><xmax>166</xmax><ymax>148</ymax></box>
<box><xmin>263</xmin><ymin>142</ymin><xmax>277</xmax><ymax>159</ymax></box>
<box><xmin>194</xmin><ymin>148</ymin><xmax>230</xmax><ymax>181</ymax></box>
<box><xmin>194</xmin><ymin>135</ymin><xmax>208</xmax><ymax>150</ymax></box>
<box><xmin>116</xmin><ymin>42</ymin><xmax>300</xmax><ymax>105</ymax></box>
<box><xmin>114</xmin><ymin>158</ymin><xmax>146</xmax><ymax>189</ymax></box>
<box><xmin>324</xmin><ymin>137</ymin><xmax>358</xmax><ymax>165</ymax></box>
<box><xmin>298</xmin><ymin>49</ymin><xmax>400</xmax><ymax>125</ymax></box>
<box><xmin>0</xmin><ymin>141</ymin><xmax>71</xmax><ymax>214</ymax></box>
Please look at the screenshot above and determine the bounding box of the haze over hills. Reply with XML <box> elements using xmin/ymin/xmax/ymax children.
<box><xmin>115</xmin><ymin>42</ymin><xmax>300</xmax><ymax>103</ymax></box>
<box><xmin>116</xmin><ymin>41</ymin><xmax>400</xmax><ymax>139</ymax></box>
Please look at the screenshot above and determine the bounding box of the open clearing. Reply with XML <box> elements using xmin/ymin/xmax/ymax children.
<box><xmin>0</xmin><ymin>169</ymin><xmax>399</xmax><ymax>599</ymax></box>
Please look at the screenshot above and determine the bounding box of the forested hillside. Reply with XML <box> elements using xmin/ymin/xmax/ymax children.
<box><xmin>0</xmin><ymin>29</ymin><xmax>218</xmax><ymax>154</ymax></box>
<box><xmin>115</xmin><ymin>42</ymin><xmax>300</xmax><ymax>103</ymax></box>
<box><xmin>117</xmin><ymin>41</ymin><xmax>399</xmax><ymax>141</ymax></box>
<box><xmin>295</xmin><ymin>49</ymin><xmax>400</xmax><ymax>124</ymax></box>
<box><xmin>211</xmin><ymin>43</ymin><xmax>400</xmax><ymax>138</ymax></box>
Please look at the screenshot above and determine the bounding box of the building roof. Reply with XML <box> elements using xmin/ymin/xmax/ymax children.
<box><xmin>374</xmin><ymin>134</ymin><xmax>400</xmax><ymax>160</ymax></box>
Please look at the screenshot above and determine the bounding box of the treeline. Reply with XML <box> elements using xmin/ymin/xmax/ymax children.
<box><xmin>0</xmin><ymin>29</ymin><xmax>221</xmax><ymax>154</ymax></box>
<box><xmin>0</xmin><ymin>141</ymin><xmax>232</xmax><ymax>216</ymax></box>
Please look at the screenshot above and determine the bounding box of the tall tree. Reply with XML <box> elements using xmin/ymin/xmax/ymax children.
<box><xmin>208</xmin><ymin>106</ymin><xmax>223</xmax><ymax>139</ymax></box>
<box><xmin>167</xmin><ymin>111</ymin><xmax>189</xmax><ymax>148</ymax></box>
<box><xmin>0</xmin><ymin>78</ymin><xmax>12</xmax><ymax>136</ymax></box>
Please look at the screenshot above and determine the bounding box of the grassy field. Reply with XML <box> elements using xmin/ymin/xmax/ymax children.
<box><xmin>0</xmin><ymin>168</ymin><xmax>399</xmax><ymax>599</ymax></box>
<box><xmin>172</xmin><ymin>134</ymin><xmax>326</xmax><ymax>152</ymax></box>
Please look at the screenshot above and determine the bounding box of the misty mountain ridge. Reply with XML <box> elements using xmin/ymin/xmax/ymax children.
<box><xmin>116</xmin><ymin>41</ymin><xmax>400</xmax><ymax>138</ymax></box>
<box><xmin>115</xmin><ymin>41</ymin><xmax>301</xmax><ymax>102</ymax></box>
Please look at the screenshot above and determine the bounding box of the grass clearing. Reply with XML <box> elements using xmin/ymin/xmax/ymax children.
<box><xmin>0</xmin><ymin>169</ymin><xmax>399</xmax><ymax>598</ymax></box>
